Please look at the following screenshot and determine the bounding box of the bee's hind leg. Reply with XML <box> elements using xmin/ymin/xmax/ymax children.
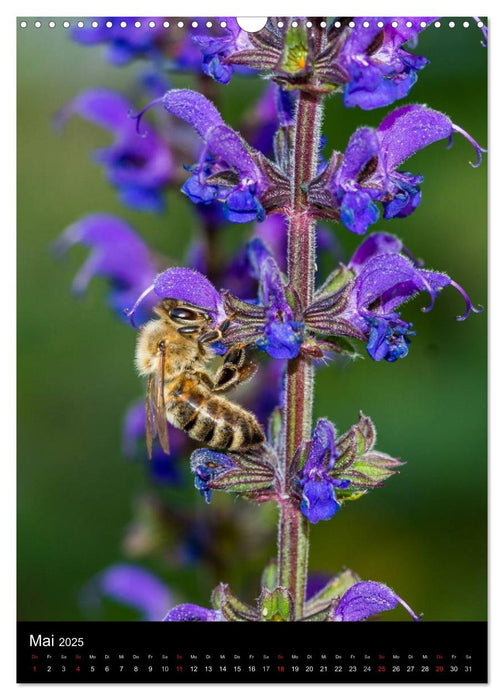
<box><xmin>212</xmin><ymin>345</ymin><xmax>257</xmax><ymax>392</ymax></box>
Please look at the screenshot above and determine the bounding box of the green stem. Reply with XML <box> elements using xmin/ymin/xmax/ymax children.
<box><xmin>277</xmin><ymin>64</ymin><xmax>325</xmax><ymax>619</ymax></box>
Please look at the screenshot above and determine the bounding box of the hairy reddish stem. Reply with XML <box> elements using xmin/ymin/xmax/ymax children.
<box><xmin>277</xmin><ymin>63</ymin><xmax>325</xmax><ymax>619</ymax></box>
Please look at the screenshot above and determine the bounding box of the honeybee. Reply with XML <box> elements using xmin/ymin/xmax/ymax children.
<box><xmin>135</xmin><ymin>299</ymin><xmax>265</xmax><ymax>457</ymax></box>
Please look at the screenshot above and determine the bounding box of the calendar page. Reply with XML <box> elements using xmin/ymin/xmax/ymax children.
<box><xmin>17</xmin><ymin>16</ymin><xmax>487</xmax><ymax>684</ymax></box>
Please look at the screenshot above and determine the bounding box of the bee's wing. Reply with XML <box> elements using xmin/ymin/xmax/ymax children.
<box><xmin>155</xmin><ymin>344</ymin><xmax>170</xmax><ymax>456</ymax></box>
<box><xmin>144</xmin><ymin>348</ymin><xmax>170</xmax><ymax>458</ymax></box>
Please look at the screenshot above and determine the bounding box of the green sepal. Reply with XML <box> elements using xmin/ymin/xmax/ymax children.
<box><xmin>330</xmin><ymin>412</ymin><xmax>403</xmax><ymax>494</ymax></box>
<box><xmin>304</xmin><ymin>568</ymin><xmax>360</xmax><ymax>617</ymax></box>
<box><xmin>314</xmin><ymin>264</ymin><xmax>355</xmax><ymax>298</ymax></box>
<box><xmin>279</xmin><ymin>25</ymin><xmax>309</xmax><ymax>76</ymax></box>
<box><xmin>259</xmin><ymin>586</ymin><xmax>294</xmax><ymax>621</ymax></box>
<box><xmin>212</xmin><ymin>583</ymin><xmax>258</xmax><ymax>622</ymax></box>
<box><xmin>206</xmin><ymin>449</ymin><xmax>276</xmax><ymax>498</ymax></box>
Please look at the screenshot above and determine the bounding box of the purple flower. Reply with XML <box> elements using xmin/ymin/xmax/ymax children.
<box><xmin>136</xmin><ymin>89</ymin><xmax>272</xmax><ymax>223</ymax></box>
<box><xmin>164</xmin><ymin>603</ymin><xmax>222</xmax><ymax>621</ymax></box>
<box><xmin>340</xmin><ymin>232</ymin><xmax>481</xmax><ymax>361</ymax></box>
<box><xmin>58</xmin><ymin>88</ymin><xmax>172</xmax><ymax>212</ymax></box>
<box><xmin>126</xmin><ymin>266</ymin><xmax>226</xmax><ymax>329</ymax></box>
<box><xmin>330</xmin><ymin>104</ymin><xmax>485</xmax><ymax>234</ymax></box>
<box><xmin>335</xmin><ymin>18</ymin><xmax>437</xmax><ymax>110</ymax></box>
<box><xmin>122</xmin><ymin>401</ymin><xmax>185</xmax><ymax>484</ymax></box>
<box><xmin>72</xmin><ymin>17</ymin><xmax>164</xmax><ymax>66</ymax></box>
<box><xmin>84</xmin><ymin>564</ymin><xmax>172</xmax><ymax>621</ymax></box>
<box><xmin>54</xmin><ymin>214</ymin><xmax>158</xmax><ymax>320</ymax></box>
<box><xmin>299</xmin><ymin>419</ymin><xmax>350</xmax><ymax>524</ymax></box>
<box><xmin>190</xmin><ymin>449</ymin><xmax>236</xmax><ymax>503</ymax></box>
<box><xmin>247</xmin><ymin>238</ymin><xmax>304</xmax><ymax>359</ymax></box>
<box><xmin>192</xmin><ymin>18</ymin><xmax>253</xmax><ymax>84</ymax></box>
<box><xmin>333</xmin><ymin>580</ymin><xmax>421</xmax><ymax>621</ymax></box>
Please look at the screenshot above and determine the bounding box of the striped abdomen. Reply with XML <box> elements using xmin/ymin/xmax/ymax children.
<box><xmin>164</xmin><ymin>376</ymin><xmax>264</xmax><ymax>452</ymax></box>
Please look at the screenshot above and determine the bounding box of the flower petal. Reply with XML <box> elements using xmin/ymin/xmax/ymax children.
<box><xmin>333</xmin><ymin>580</ymin><xmax>421</xmax><ymax>621</ymax></box>
<box><xmin>85</xmin><ymin>564</ymin><xmax>172</xmax><ymax>621</ymax></box>
<box><xmin>377</xmin><ymin>105</ymin><xmax>452</xmax><ymax>171</ymax></box>
<box><xmin>162</xmin><ymin>89</ymin><xmax>224</xmax><ymax>139</ymax></box>
<box><xmin>164</xmin><ymin>603</ymin><xmax>222</xmax><ymax>621</ymax></box>
<box><xmin>349</xmin><ymin>233</ymin><xmax>404</xmax><ymax>271</ymax></box>
<box><xmin>153</xmin><ymin>267</ymin><xmax>225</xmax><ymax>321</ymax></box>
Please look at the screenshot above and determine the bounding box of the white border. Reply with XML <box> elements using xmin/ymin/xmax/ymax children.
<box><xmin>4</xmin><ymin>1</ymin><xmax>501</xmax><ymax>698</ymax></box>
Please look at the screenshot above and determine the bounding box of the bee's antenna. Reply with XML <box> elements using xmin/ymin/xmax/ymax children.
<box><xmin>124</xmin><ymin>285</ymin><xmax>155</xmax><ymax>328</ymax></box>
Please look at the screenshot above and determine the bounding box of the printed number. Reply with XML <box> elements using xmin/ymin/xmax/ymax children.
<box><xmin>190</xmin><ymin>666</ymin><xmax>198</xmax><ymax>672</ymax></box>
<box><xmin>334</xmin><ymin>666</ymin><xmax>342</xmax><ymax>672</ymax></box>
<box><xmin>319</xmin><ymin>665</ymin><xmax>327</xmax><ymax>672</ymax></box>
<box><xmin>46</xmin><ymin>666</ymin><xmax>51</xmax><ymax>672</ymax></box>
<box><xmin>219</xmin><ymin>665</ymin><xmax>227</xmax><ymax>672</ymax></box>
<box><xmin>305</xmin><ymin>665</ymin><xmax>314</xmax><ymax>672</ymax></box>
<box><xmin>90</xmin><ymin>665</ymin><xmax>95</xmax><ymax>672</ymax></box>
<box><xmin>234</xmin><ymin>666</ymin><xmax>241</xmax><ymax>672</ymax></box>
<box><xmin>435</xmin><ymin>666</ymin><xmax>444</xmax><ymax>673</ymax></box>
<box><xmin>205</xmin><ymin>666</ymin><xmax>213</xmax><ymax>672</ymax></box>
<box><xmin>58</xmin><ymin>637</ymin><xmax>84</xmax><ymax>647</ymax></box>
<box><xmin>349</xmin><ymin>665</ymin><xmax>357</xmax><ymax>672</ymax></box>
<box><xmin>392</xmin><ymin>666</ymin><xmax>401</xmax><ymax>672</ymax></box>
<box><xmin>450</xmin><ymin>666</ymin><xmax>458</xmax><ymax>672</ymax></box>
<box><xmin>421</xmin><ymin>666</ymin><xmax>430</xmax><ymax>672</ymax></box>
<box><xmin>248</xmin><ymin>666</ymin><xmax>256</xmax><ymax>672</ymax></box>
<box><xmin>378</xmin><ymin>666</ymin><xmax>386</xmax><ymax>673</ymax></box>
<box><xmin>104</xmin><ymin>666</ymin><xmax>109</xmax><ymax>672</ymax></box>
<box><xmin>465</xmin><ymin>666</ymin><xmax>472</xmax><ymax>673</ymax></box>
<box><xmin>291</xmin><ymin>665</ymin><xmax>299</xmax><ymax>672</ymax></box>
<box><xmin>363</xmin><ymin>666</ymin><xmax>371</xmax><ymax>672</ymax></box>
<box><xmin>133</xmin><ymin>665</ymin><xmax>139</xmax><ymax>672</ymax></box>
<box><xmin>161</xmin><ymin>666</ymin><xmax>169</xmax><ymax>672</ymax></box>
<box><xmin>407</xmin><ymin>666</ymin><xmax>415</xmax><ymax>672</ymax></box>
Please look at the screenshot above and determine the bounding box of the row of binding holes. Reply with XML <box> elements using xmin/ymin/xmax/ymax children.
<box><xmin>19</xmin><ymin>19</ymin><xmax>484</xmax><ymax>30</ymax></box>
<box><xmin>19</xmin><ymin>20</ymin><xmax>229</xmax><ymax>29</ymax></box>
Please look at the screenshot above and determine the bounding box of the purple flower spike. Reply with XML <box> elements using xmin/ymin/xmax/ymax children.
<box><xmin>330</xmin><ymin>105</ymin><xmax>485</xmax><ymax>234</ymax></box>
<box><xmin>164</xmin><ymin>603</ymin><xmax>222</xmax><ymax>622</ymax></box>
<box><xmin>299</xmin><ymin>419</ymin><xmax>350</xmax><ymax>524</ymax></box>
<box><xmin>54</xmin><ymin>214</ymin><xmax>158</xmax><ymax>321</ymax></box>
<box><xmin>84</xmin><ymin>564</ymin><xmax>172</xmax><ymax>621</ymax></box>
<box><xmin>333</xmin><ymin>580</ymin><xmax>421</xmax><ymax>622</ymax></box>
<box><xmin>58</xmin><ymin>88</ymin><xmax>172</xmax><ymax>212</ymax></box>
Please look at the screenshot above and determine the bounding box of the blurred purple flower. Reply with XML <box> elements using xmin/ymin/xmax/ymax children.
<box><xmin>329</xmin><ymin>104</ymin><xmax>485</xmax><ymax>234</ymax></box>
<box><xmin>164</xmin><ymin>603</ymin><xmax>222</xmax><ymax>621</ymax></box>
<box><xmin>72</xmin><ymin>17</ymin><xmax>164</xmax><ymax>65</ymax></box>
<box><xmin>122</xmin><ymin>401</ymin><xmax>185</xmax><ymax>484</ymax></box>
<box><xmin>84</xmin><ymin>564</ymin><xmax>172</xmax><ymax>621</ymax></box>
<box><xmin>58</xmin><ymin>88</ymin><xmax>172</xmax><ymax>212</ymax></box>
<box><xmin>333</xmin><ymin>580</ymin><xmax>421</xmax><ymax>621</ymax></box>
<box><xmin>335</xmin><ymin>18</ymin><xmax>437</xmax><ymax>110</ymax></box>
<box><xmin>299</xmin><ymin>419</ymin><xmax>350</xmax><ymax>524</ymax></box>
<box><xmin>54</xmin><ymin>214</ymin><xmax>158</xmax><ymax>320</ymax></box>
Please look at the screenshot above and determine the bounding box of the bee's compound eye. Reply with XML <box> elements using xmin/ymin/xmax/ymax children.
<box><xmin>158</xmin><ymin>340</ymin><xmax>166</xmax><ymax>351</ymax></box>
<box><xmin>169</xmin><ymin>307</ymin><xmax>198</xmax><ymax>322</ymax></box>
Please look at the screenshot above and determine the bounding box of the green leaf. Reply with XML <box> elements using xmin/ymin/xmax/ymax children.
<box><xmin>305</xmin><ymin>568</ymin><xmax>360</xmax><ymax>617</ymax></box>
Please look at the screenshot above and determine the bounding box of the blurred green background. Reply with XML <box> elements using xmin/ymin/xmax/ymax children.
<box><xmin>17</xmin><ymin>19</ymin><xmax>486</xmax><ymax>621</ymax></box>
